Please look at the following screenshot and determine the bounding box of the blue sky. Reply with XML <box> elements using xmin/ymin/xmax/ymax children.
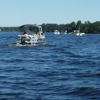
<box><xmin>0</xmin><ymin>0</ymin><xmax>100</xmax><ymax>26</ymax></box>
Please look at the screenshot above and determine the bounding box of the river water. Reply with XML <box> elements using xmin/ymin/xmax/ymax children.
<box><xmin>0</xmin><ymin>32</ymin><xmax>100</xmax><ymax>100</ymax></box>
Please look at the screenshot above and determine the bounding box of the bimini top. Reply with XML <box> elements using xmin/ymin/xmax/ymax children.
<box><xmin>19</xmin><ymin>24</ymin><xmax>43</xmax><ymax>34</ymax></box>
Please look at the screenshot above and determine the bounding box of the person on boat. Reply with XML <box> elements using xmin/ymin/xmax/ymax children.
<box><xmin>33</xmin><ymin>32</ymin><xmax>39</xmax><ymax>37</ymax></box>
<box><xmin>40</xmin><ymin>32</ymin><xmax>43</xmax><ymax>37</ymax></box>
<box><xmin>36</xmin><ymin>32</ymin><xmax>40</xmax><ymax>36</ymax></box>
<box><xmin>23</xmin><ymin>31</ymin><xmax>28</xmax><ymax>36</ymax></box>
<box><xmin>40</xmin><ymin>32</ymin><xmax>45</xmax><ymax>38</ymax></box>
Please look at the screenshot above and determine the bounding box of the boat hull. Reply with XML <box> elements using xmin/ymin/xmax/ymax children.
<box><xmin>17</xmin><ymin>35</ymin><xmax>45</xmax><ymax>45</ymax></box>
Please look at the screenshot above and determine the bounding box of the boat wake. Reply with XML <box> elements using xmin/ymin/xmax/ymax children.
<box><xmin>8</xmin><ymin>43</ymin><xmax>56</xmax><ymax>47</ymax></box>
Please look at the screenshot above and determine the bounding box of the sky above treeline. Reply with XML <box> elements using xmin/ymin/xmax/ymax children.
<box><xmin>0</xmin><ymin>0</ymin><xmax>100</xmax><ymax>26</ymax></box>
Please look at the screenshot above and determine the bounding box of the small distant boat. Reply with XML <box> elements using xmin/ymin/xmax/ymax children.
<box><xmin>74</xmin><ymin>30</ymin><xmax>85</xmax><ymax>36</ymax></box>
<box><xmin>64</xmin><ymin>30</ymin><xmax>67</xmax><ymax>34</ymax></box>
<box><xmin>54</xmin><ymin>30</ymin><xmax>60</xmax><ymax>35</ymax></box>
<box><xmin>76</xmin><ymin>32</ymin><xmax>85</xmax><ymax>36</ymax></box>
<box><xmin>16</xmin><ymin>24</ymin><xmax>45</xmax><ymax>46</ymax></box>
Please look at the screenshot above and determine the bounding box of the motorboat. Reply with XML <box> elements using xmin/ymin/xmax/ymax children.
<box><xmin>16</xmin><ymin>24</ymin><xmax>45</xmax><ymax>46</ymax></box>
<box><xmin>74</xmin><ymin>30</ymin><xmax>85</xmax><ymax>36</ymax></box>
<box><xmin>64</xmin><ymin>30</ymin><xmax>67</xmax><ymax>34</ymax></box>
<box><xmin>76</xmin><ymin>32</ymin><xmax>85</xmax><ymax>36</ymax></box>
<box><xmin>54</xmin><ymin>30</ymin><xmax>60</xmax><ymax>35</ymax></box>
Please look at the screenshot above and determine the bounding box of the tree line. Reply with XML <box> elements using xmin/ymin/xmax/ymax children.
<box><xmin>0</xmin><ymin>20</ymin><xmax>100</xmax><ymax>34</ymax></box>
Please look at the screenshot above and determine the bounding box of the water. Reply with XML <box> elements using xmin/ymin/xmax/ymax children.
<box><xmin>0</xmin><ymin>32</ymin><xmax>100</xmax><ymax>100</ymax></box>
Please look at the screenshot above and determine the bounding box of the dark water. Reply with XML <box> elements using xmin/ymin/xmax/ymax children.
<box><xmin>0</xmin><ymin>32</ymin><xmax>100</xmax><ymax>100</ymax></box>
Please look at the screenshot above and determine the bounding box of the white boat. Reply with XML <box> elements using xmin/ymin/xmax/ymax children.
<box><xmin>16</xmin><ymin>24</ymin><xmax>45</xmax><ymax>46</ymax></box>
<box><xmin>54</xmin><ymin>30</ymin><xmax>60</xmax><ymax>35</ymax></box>
<box><xmin>64</xmin><ymin>30</ymin><xmax>67</xmax><ymax>34</ymax></box>
<box><xmin>76</xmin><ymin>32</ymin><xmax>85</xmax><ymax>36</ymax></box>
<box><xmin>74</xmin><ymin>30</ymin><xmax>85</xmax><ymax>36</ymax></box>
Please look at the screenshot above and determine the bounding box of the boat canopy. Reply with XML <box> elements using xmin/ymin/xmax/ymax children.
<box><xmin>19</xmin><ymin>24</ymin><xmax>43</xmax><ymax>34</ymax></box>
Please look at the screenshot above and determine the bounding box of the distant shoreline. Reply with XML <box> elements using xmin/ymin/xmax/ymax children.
<box><xmin>0</xmin><ymin>20</ymin><xmax>100</xmax><ymax>34</ymax></box>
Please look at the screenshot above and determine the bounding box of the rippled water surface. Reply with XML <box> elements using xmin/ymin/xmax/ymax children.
<box><xmin>0</xmin><ymin>32</ymin><xmax>100</xmax><ymax>100</ymax></box>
